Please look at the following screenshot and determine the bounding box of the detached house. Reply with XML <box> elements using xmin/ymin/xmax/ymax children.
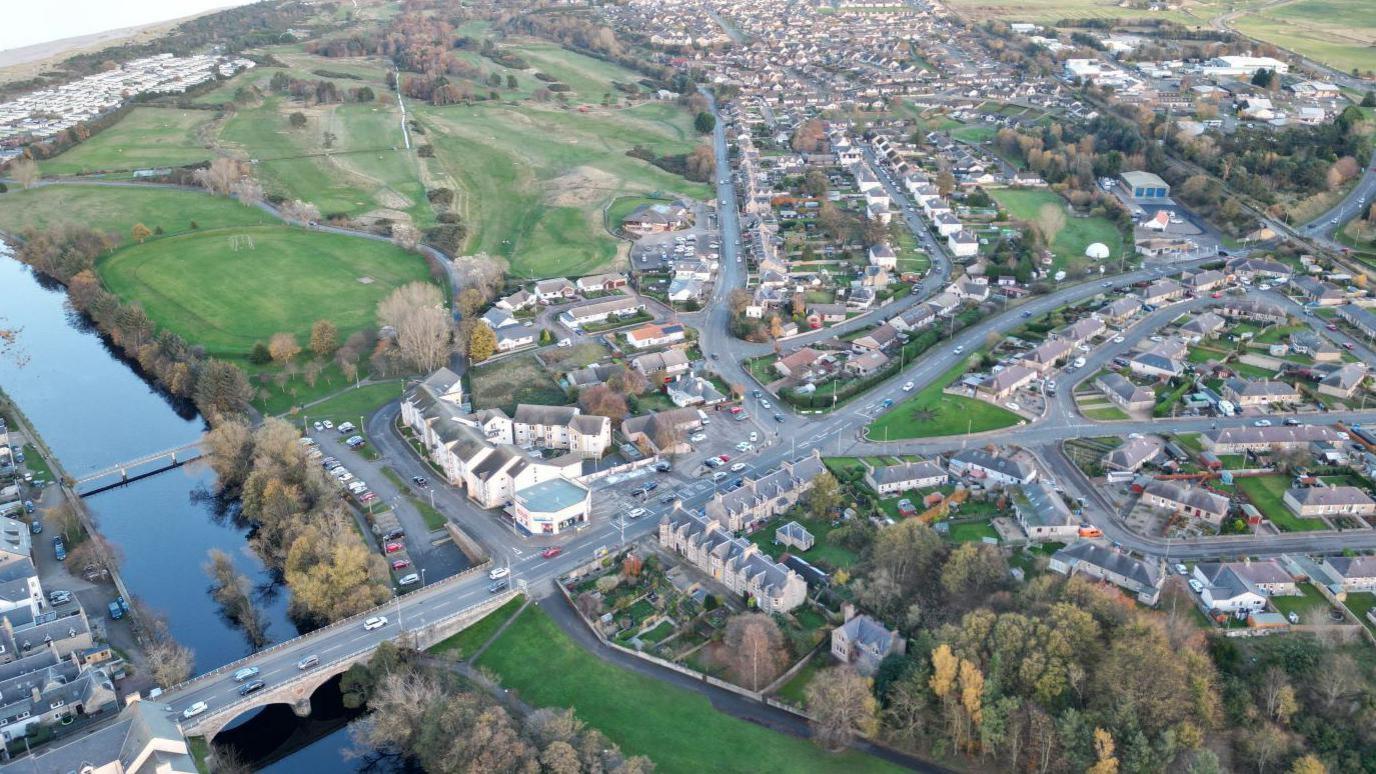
<box><xmin>831</xmin><ymin>607</ymin><xmax>904</xmax><ymax>676</ymax></box>
<box><xmin>948</xmin><ymin>449</ymin><xmax>1037</xmax><ymax>486</ymax></box>
<box><xmin>1050</xmin><ymin>542</ymin><xmax>1162</xmax><ymax>605</ymax></box>
<box><xmin>1141</xmin><ymin>480</ymin><xmax>1230</xmax><ymax>524</ymax></box>
<box><xmin>534</xmin><ymin>278</ymin><xmax>577</xmax><ymax>302</ymax></box>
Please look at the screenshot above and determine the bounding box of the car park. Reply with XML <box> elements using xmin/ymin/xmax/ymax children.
<box><xmin>703</xmin><ymin>457</ymin><xmax>720</xmax><ymax>468</ymax></box>
<box><xmin>322</xmin><ymin>420</ymin><xmax>334</xmax><ymax>430</ymax></box>
<box><xmin>233</xmin><ymin>667</ymin><xmax>260</xmax><ymax>682</ymax></box>
<box><xmin>628</xmin><ymin>507</ymin><xmax>648</xmax><ymax>520</ymax></box>
<box><xmin>337</xmin><ymin>422</ymin><xmax>355</xmax><ymax>434</ymax></box>
<box><xmin>730</xmin><ymin>462</ymin><xmax>746</xmax><ymax>472</ymax></box>
<box><xmin>712</xmin><ymin>471</ymin><xmax>727</xmax><ymax>481</ymax></box>
<box><xmin>363</xmin><ymin>616</ymin><xmax>388</xmax><ymax>631</ymax></box>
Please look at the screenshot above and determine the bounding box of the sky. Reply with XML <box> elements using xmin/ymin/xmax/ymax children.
<box><xmin>0</xmin><ymin>0</ymin><xmax>257</xmax><ymax>53</ymax></box>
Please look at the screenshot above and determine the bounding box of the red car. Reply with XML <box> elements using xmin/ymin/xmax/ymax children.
<box><xmin>541</xmin><ymin>546</ymin><xmax>563</xmax><ymax>559</ymax></box>
<box><xmin>718</xmin><ymin>454</ymin><xmax>731</xmax><ymax>462</ymax></box>
<box><xmin>1210</xmin><ymin>292</ymin><xmax>1222</xmax><ymax>299</ymax></box>
<box><xmin>391</xmin><ymin>559</ymin><xmax>411</xmax><ymax>570</ymax></box>
<box><xmin>384</xmin><ymin>542</ymin><xmax>404</xmax><ymax>554</ymax></box>
<box><xmin>1343</xmin><ymin>342</ymin><xmax>1355</xmax><ymax>350</ymax></box>
<box><xmin>1327</xmin><ymin>323</ymin><xmax>1338</xmax><ymax>331</ymax></box>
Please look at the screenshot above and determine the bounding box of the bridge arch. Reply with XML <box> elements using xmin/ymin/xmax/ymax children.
<box><xmin>187</xmin><ymin>660</ymin><xmax>357</xmax><ymax>742</ymax></box>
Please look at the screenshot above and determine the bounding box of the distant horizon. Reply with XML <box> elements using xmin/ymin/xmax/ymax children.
<box><xmin>0</xmin><ymin>0</ymin><xmax>257</xmax><ymax>55</ymax></box>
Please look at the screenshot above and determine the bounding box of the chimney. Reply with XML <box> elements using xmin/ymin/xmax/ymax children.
<box><xmin>30</xmin><ymin>687</ymin><xmax>40</xmax><ymax>704</ymax></box>
<box><xmin>842</xmin><ymin>602</ymin><xmax>856</xmax><ymax>623</ymax></box>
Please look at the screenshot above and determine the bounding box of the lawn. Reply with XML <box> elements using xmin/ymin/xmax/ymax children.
<box><xmin>21</xmin><ymin>444</ymin><xmax>53</xmax><ymax>483</ymax></box>
<box><xmin>476</xmin><ymin>605</ymin><xmax>902</xmax><ymax>774</ymax></box>
<box><xmin>867</xmin><ymin>360</ymin><xmax>1022</xmax><ymax>440</ymax></box>
<box><xmin>951</xmin><ymin>124</ymin><xmax>997</xmax><ymax>144</ymax></box>
<box><xmin>38</xmin><ymin>108</ymin><xmax>216</xmax><ymax>175</ymax></box>
<box><xmin>991</xmin><ymin>189</ymin><xmax>1124</xmax><ymax>273</ymax></box>
<box><xmin>774</xmin><ymin>657</ymin><xmax>823</xmax><ymax>707</ymax></box>
<box><xmin>467</xmin><ymin>354</ymin><xmax>569</xmax><ymax>413</ymax></box>
<box><xmin>1082</xmin><ymin>405</ymin><xmax>1129</xmax><ymax>421</ymax></box>
<box><xmin>430</xmin><ymin>595</ymin><xmax>526</xmax><ymax>659</ymax></box>
<box><xmin>418</xmin><ymin>100</ymin><xmax>710</xmax><ymax>278</ymax></box>
<box><xmin>748</xmin><ymin>514</ymin><xmax>860</xmax><ymax>570</ymax></box>
<box><xmin>946</xmin><ymin>520</ymin><xmax>998</xmax><ymax>542</ymax></box>
<box><xmin>97</xmin><ymin>224</ymin><xmax>433</xmax><ymax>358</ymax></box>
<box><xmin>1345</xmin><ymin>592</ymin><xmax>1376</xmax><ymax>634</ymax></box>
<box><xmin>1269</xmin><ymin>583</ymin><xmax>1334</xmax><ymax>620</ymax></box>
<box><xmin>1235</xmin><ymin>475</ymin><xmax>1330</xmax><ymax>532</ymax></box>
<box><xmin>297</xmin><ymin>380</ymin><xmax>405</xmax><ymax>422</ymax></box>
<box><xmin>0</xmin><ymin>184</ymin><xmax>272</xmax><ymax>237</ymax></box>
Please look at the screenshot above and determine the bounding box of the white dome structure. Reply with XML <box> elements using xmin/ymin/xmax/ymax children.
<box><xmin>1085</xmin><ymin>242</ymin><xmax>1110</xmax><ymax>259</ymax></box>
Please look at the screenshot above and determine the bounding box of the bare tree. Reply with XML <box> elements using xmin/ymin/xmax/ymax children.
<box><xmin>1032</xmin><ymin>202</ymin><xmax>1067</xmax><ymax>246</ymax></box>
<box><xmin>280</xmin><ymin>199</ymin><xmax>321</xmax><ymax>225</ymax></box>
<box><xmin>378</xmin><ymin>282</ymin><xmax>452</xmax><ymax>371</ymax></box>
<box><xmin>205</xmin><ymin>548</ymin><xmax>270</xmax><ymax>649</ymax></box>
<box><xmin>229</xmin><ymin>176</ymin><xmax>264</xmax><ymax>209</ymax></box>
<box><xmin>143</xmin><ymin>628</ymin><xmax>195</xmax><ymax>688</ymax></box>
<box><xmin>392</xmin><ymin>223</ymin><xmax>421</xmax><ymax>251</ymax></box>
<box><xmin>723</xmin><ymin>613</ymin><xmax>788</xmax><ymax>691</ymax></box>
<box><xmin>452</xmin><ymin>253</ymin><xmax>510</xmax><ymax>301</ymax></box>
<box><xmin>805</xmin><ymin>666</ymin><xmax>879</xmax><ymax>751</ymax></box>
<box><xmin>268</xmin><ymin>332</ymin><xmax>302</xmax><ymax>365</ymax></box>
<box><xmin>8</xmin><ymin>158</ymin><xmax>39</xmax><ymax>189</ymax></box>
<box><xmin>194</xmin><ymin>157</ymin><xmax>244</xmax><ymax>196</ymax></box>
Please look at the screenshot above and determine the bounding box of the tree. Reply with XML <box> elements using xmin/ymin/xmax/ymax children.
<box><xmin>468</xmin><ymin>323</ymin><xmax>497</xmax><ymax>362</ymax></box>
<box><xmin>229</xmin><ymin>175</ymin><xmax>263</xmax><ymax>209</ymax></box>
<box><xmin>805</xmin><ymin>666</ymin><xmax>879</xmax><ymax>751</ymax></box>
<box><xmin>806</xmin><ymin>471</ymin><xmax>842</xmax><ymax>520</ymax></box>
<box><xmin>804</xmin><ymin>169</ymin><xmax>829</xmax><ymax>198</ymax></box>
<box><xmin>194</xmin><ymin>157</ymin><xmax>243</xmax><ymax>196</ymax></box>
<box><xmin>268</xmin><ymin>332</ymin><xmax>301</xmax><ymax>364</ymax></box>
<box><xmin>728</xmin><ymin>288</ymin><xmax>752</xmax><ymax>315</ymax></box>
<box><xmin>1289</xmin><ymin>755</ymin><xmax>1327</xmax><ymax>774</ymax></box>
<box><xmin>280</xmin><ymin>199</ymin><xmax>321</xmax><ymax>225</ymax></box>
<box><xmin>194</xmin><ymin>359</ymin><xmax>253</xmax><ymax>422</ymax></box>
<box><xmin>1251</xmin><ymin>68</ymin><xmax>1274</xmax><ymax>89</ymax></box>
<box><xmin>378</xmin><ymin>282</ymin><xmax>452</xmax><ymax>371</ymax></box>
<box><xmin>456</xmin><ymin>287</ymin><xmax>486</xmax><ymax>319</ymax></box>
<box><xmin>392</xmin><ymin>223</ymin><xmax>421</xmax><ymax>251</ymax></box>
<box><xmin>723</xmin><ymin>614</ymin><xmax>787</xmax><ymax>691</ymax></box>
<box><xmin>131</xmin><ymin>223</ymin><xmax>153</xmax><ymax>243</ymax></box>
<box><xmin>1032</xmin><ymin>202</ymin><xmax>1067</xmax><ymax>245</ymax></box>
<box><xmin>1087</xmin><ymin>728</ymin><xmax>1119</xmax><ymax>774</ymax></box>
<box><xmin>310</xmin><ymin>319</ymin><xmax>338</xmax><ymax>357</ymax></box>
<box><xmin>940</xmin><ymin>542</ymin><xmax>1007</xmax><ymax>604</ymax></box>
<box><xmin>791</xmin><ymin>119</ymin><xmax>826</xmax><ymax>153</ymax></box>
<box><xmin>204</xmin><ymin>548</ymin><xmax>270</xmax><ymax>648</ymax></box>
<box><xmin>578</xmin><ymin>384</ymin><xmax>628</xmax><ymax>422</ymax></box>
<box><xmin>289</xmin><ymin>111</ymin><xmax>307</xmax><ymax>128</ymax></box>
<box><xmin>284</xmin><ymin>512</ymin><xmax>391</xmax><ymax>625</ymax></box>
<box><xmin>694</xmin><ymin>111</ymin><xmax>716</xmax><ymax>134</ymax></box>
<box><xmin>451</xmin><ymin>253</ymin><xmax>509</xmax><ymax>302</ymax></box>
<box><xmin>1362</xmin><ymin>91</ymin><xmax>1376</xmax><ymax>108</ymax></box>
<box><xmin>8</xmin><ymin>158</ymin><xmax>38</xmax><ymax>189</ymax></box>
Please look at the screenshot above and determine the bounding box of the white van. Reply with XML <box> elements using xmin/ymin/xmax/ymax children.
<box><xmin>337</xmin><ymin>422</ymin><xmax>356</xmax><ymax>434</ymax></box>
<box><xmin>697</xmin><ymin>409</ymin><xmax>710</xmax><ymax>425</ymax></box>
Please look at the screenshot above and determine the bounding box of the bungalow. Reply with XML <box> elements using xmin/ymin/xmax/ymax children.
<box><xmin>560</xmin><ymin>296</ymin><xmax>645</xmax><ymax>329</ymax></box>
<box><xmin>1139</xmin><ymin>279</ymin><xmax>1184</xmax><ymax>305</ymax></box>
<box><xmin>1282</xmin><ymin>486</ymin><xmax>1376</xmax><ymax>517</ymax></box>
<box><xmin>1179</xmin><ymin>312</ymin><xmax>1226</xmax><ymax>339</ymax></box>
<box><xmin>481</xmin><ymin>307</ymin><xmax>517</xmax><ymax>330</ymax></box>
<box><xmin>927</xmin><ymin>292</ymin><xmax>962</xmax><ymax>317</ymax></box>
<box><xmin>1318</xmin><ymin>363</ymin><xmax>1368</xmax><ymax>399</ymax></box>
<box><xmin>831</xmin><ymin>609</ymin><xmax>905</xmax><ymax>677</ymax></box>
<box><xmin>495</xmin><ymin>288</ymin><xmax>535</xmax><ymax>312</ymax></box>
<box><xmin>774</xmin><ymin>347</ymin><xmax>824</xmax><ymax>379</ymax></box>
<box><xmin>631</xmin><ymin>349</ymin><xmax>691</xmax><ymax>378</ymax></box>
<box><xmin>1320</xmin><ymin>555</ymin><xmax>1376</xmax><ymax>592</ymax></box>
<box><xmin>891</xmin><ymin>304</ymin><xmax>936</xmax><ymax>332</ymax></box>
<box><xmin>1022</xmin><ymin>339</ymin><xmax>1074</xmax><ymax>372</ymax></box>
<box><xmin>1182</xmin><ymin>269</ymin><xmax>1226</xmax><ymax>293</ymax></box>
<box><xmin>576</xmin><ymin>273</ymin><xmax>628</xmax><ymax>293</ymax></box>
<box><xmin>951</xmin><ymin>279</ymin><xmax>989</xmax><ymax>303</ymax></box>
<box><xmin>1095</xmin><ymin>373</ymin><xmax>1155</xmax><ymax>413</ymax></box>
<box><xmin>494</xmin><ymin>323</ymin><xmax>539</xmax><ymax>352</ymax></box>
<box><xmin>1100</xmin><ymin>296</ymin><xmax>1142</xmax><ymax>324</ymax></box>
<box><xmin>1219</xmin><ymin>297</ymin><xmax>1287</xmax><ymax>324</ymax></box>
<box><xmin>845</xmin><ymin>350</ymin><xmax>891</xmax><ymax>377</ymax></box>
<box><xmin>978</xmin><ymin>364</ymin><xmax>1036</xmax><ymax>401</ymax></box>
<box><xmin>1127</xmin><ymin>350</ymin><xmax>1183</xmax><ymax>379</ymax></box>
<box><xmin>852</xmin><ymin>323</ymin><xmax>900</xmax><ymax>352</ymax></box>
<box><xmin>1226</xmin><ymin>257</ymin><xmax>1291</xmax><ymax>283</ymax></box>
<box><xmin>1337</xmin><ymin>303</ymin><xmax>1376</xmax><ymax>339</ymax></box>
<box><xmin>1050</xmin><ymin>542</ymin><xmax>1162</xmax><ymax>605</ymax></box>
<box><xmin>806</xmin><ymin>303</ymin><xmax>849</xmax><ymax>327</ymax></box>
<box><xmin>1222</xmin><ymin>378</ymin><xmax>1300</xmax><ymax>407</ymax></box>
<box><xmin>1103</xmin><ymin>436</ymin><xmax>1161</xmax><ymax>472</ymax></box>
<box><xmin>1141</xmin><ymin>479</ymin><xmax>1230</xmax><ymax>524</ymax></box>
<box><xmin>1054</xmin><ymin>317</ymin><xmax>1105</xmax><ymax>345</ymax></box>
<box><xmin>666</xmin><ymin>375</ymin><xmax>725</xmax><ymax>407</ymax></box>
<box><xmin>948</xmin><ymin>229</ymin><xmax>979</xmax><ymax>258</ymax></box>
<box><xmin>1290</xmin><ymin>276</ymin><xmax>1344</xmax><ymax>306</ymax></box>
<box><xmin>624</xmin><ymin>323</ymin><xmax>687</xmax><ymax>350</ymax></box>
<box><xmin>1015</xmin><ymin>480</ymin><xmax>1082</xmax><ymax>542</ymax></box>
<box><xmin>1203</xmin><ymin>424</ymin><xmax>1340</xmax><ymax>452</ymax></box>
<box><xmin>1289</xmin><ymin>331</ymin><xmax>1341</xmax><ymax>362</ymax></box>
<box><xmin>948</xmin><ymin>448</ymin><xmax>1038</xmax><ymax>486</ymax></box>
<box><xmin>535</xmin><ymin>278</ymin><xmax>577</xmax><ymax>302</ymax></box>
<box><xmin>622</xmin><ymin>202</ymin><xmax>692</xmax><ymax>233</ymax></box>
<box><xmin>1193</xmin><ymin>560</ymin><xmax>1295</xmax><ymax>612</ymax></box>
<box><xmin>863</xmin><ymin>459</ymin><xmax>948</xmax><ymax>495</ymax></box>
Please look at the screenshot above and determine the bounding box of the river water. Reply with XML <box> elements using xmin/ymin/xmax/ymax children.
<box><xmin>0</xmin><ymin>250</ymin><xmax>373</xmax><ymax>769</ymax></box>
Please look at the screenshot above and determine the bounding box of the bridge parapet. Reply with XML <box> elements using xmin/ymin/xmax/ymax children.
<box><xmin>181</xmin><ymin>588</ymin><xmax>517</xmax><ymax>741</ymax></box>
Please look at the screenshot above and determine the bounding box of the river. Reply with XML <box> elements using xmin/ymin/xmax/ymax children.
<box><xmin>0</xmin><ymin>249</ymin><xmax>372</xmax><ymax>769</ymax></box>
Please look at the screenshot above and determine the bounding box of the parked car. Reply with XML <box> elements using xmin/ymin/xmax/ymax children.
<box><xmin>53</xmin><ymin>537</ymin><xmax>66</xmax><ymax>562</ymax></box>
<box><xmin>398</xmin><ymin>573</ymin><xmax>420</xmax><ymax>586</ymax></box>
<box><xmin>718</xmin><ymin>454</ymin><xmax>731</xmax><ymax>462</ymax></box>
<box><xmin>233</xmin><ymin>667</ymin><xmax>260</xmax><ymax>682</ymax></box>
<box><xmin>712</xmin><ymin>471</ymin><xmax>728</xmax><ymax>481</ymax></box>
<box><xmin>689</xmin><ymin>433</ymin><xmax>707</xmax><ymax>442</ymax></box>
<box><xmin>384</xmin><ymin>542</ymin><xmax>404</xmax><ymax>554</ymax></box>
<box><xmin>391</xmin><ymin>558</ymin><xmax>411</xmax><ymax>570</ymax></box>
<box><xmin>1175</xmin><ymin>563</ymin><xmax>1188</xmax><ymax>575</ymax></box>
<box><xmin>1253</xmin><ymin>419</ymin><xmax>1272</xmax><ymax>427</ymax></box>
<box><xmin>322</xmin><ymin>420</ymin><xmax>334</xmax><ymax>430</ymax></box>
<box><xmin>337</xmin><ymin>422</ymin><xmax>356</xmax><ymax>434</ymax></box>
<box><xmin>363</xmin><ymin>616</ymin><xmax>389</xmax><ymax>631</ymax></box>
<box><xmin>628</xmin><ymin>507</ymin><xmax>647</xmax><ymax>520</ymax></box>
<box><xmin>48</xmin><ymin>590</ymin><xmax>71</xmax><ymax>605</ymax></box>
<box><xmin>346</xmin><ymin>436</ymin><xmax>366</xmax><ymax>449</ymax></box>
<box><xmin>730</xmin><ymin>463</ymin><xmax>746</xmax><ymax>472</ymax></box>
<box><xmin>1188</xmin><ymin>579</ymin><xmax>1204</xmax><ymax>593</ymax></box>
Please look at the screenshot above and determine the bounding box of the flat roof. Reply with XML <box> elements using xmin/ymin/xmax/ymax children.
<box><xmin>515</xmin><ymin>478</ymin><xmax>589</xmax><ymax>513</ymax></box>
<box><xmin>1121</xmin><ymin>170</ymin><xmax>1168</xmax><ymax>188</ymax></box>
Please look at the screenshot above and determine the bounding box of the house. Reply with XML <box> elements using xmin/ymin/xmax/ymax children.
<box><xmin>1015</xmin><ymin>480</ymin><xmax>1082</xmax><ymax>541</ymax></box>
<box><xmin>1182</xmin><ymin>269</ymin><xmax>1225</xmax><ymax>293</ymax></box>
<box><xmin>1337</xmin><ymin>303</ymin><xmax>1376</xmax><ymax>339</ymax></box>
<box><xmin>0</xmin><ymin>698</ymin><xmax>195</xmax><ymax>774</ymax></box>
<box><xmin>891</xmin><ymin>304</ymin><xmax>936</xmax><ymax>332</ymax></box>
<box><xmin>1095</xmin><ymin>373</ymin><xmax>1155</xmax><ymax>413</ymax></box>
<box><xmin>621</xmin><ymin>408</ymin><xmax>701</xmax><ymax>455</ymax></box>
<box><xmin>1104</xmin><ymin>437</ymin><xmax>1161</xmax><ymax>472</ymax></box>
<box><xmin>831</xmin><ymin>607</ymin><xmax>905</xmax><ymax>676</ymax></box>
<box><xmin>1219</xmin><ymin>297</ymin><xmax>1287</xmax><ymax>324</ymax></box>
<box><xmin>1318</xmin><ymin>363</ymin><xmax>1367</xmax><ymax>399</ymax></box>
<box><xmin>1320</xmin><ymin>555</ymin><xmax>1376</xmax><ymax>592</ymax></box>
<box><xmin>493</xmin><ymin>323</ymin><xmax>538</xmax><ymax>352</ymax></box>
<box><xmin>560</xmin><ymin>296</ymin><xmax>645</xmax><ymax>329</ymax></box>
<box><xmin>1101</xmin><ymin>296</ymin><xmax>1142</xmax><ymax>324</ymax></box>
<box><xmin>1054</xmin><ymin>317</ymin><xmax>1105</xmax><ymax>345</ymax></box>
<box><xmin>1222</xmin><ymin>378</ymin><xmax>1300</xmax><ymax>407</ymax></box>
<box><xmin>978</xmin><ymin>364</ymin><xmax>1036</xmax><ymax>401</ymax></box>
<box><xmin>806</xmin><ymin>303</ymin><xmax>848</xmax><ymax>327</ymax></box>
<box><xmin>775</xmin><ymin>521</ymin><xmax>815</xmax><ymax>551</ymax></box>
<box><xmin>496</xmin><ymin>288</ymin><xmax>536</xmax><ymax>312</ymax></box>
<box><xmin>1022</xmin><ymin>339</ymin><xmax>1074</xmax><ymax>372</ymax></box>
<box><xmin>1139</xmin><ymin>279</ymin><xmax>1183</xmax><ymax>305</ymax></box>
<box><xmin>852</xmin><ymin>323</ymin><xmax>900</xmax><ymax>352</ymax></box>
<box><xmin>1289</xmin><ymin>332</ymin><xmax>1341</xmax><ymax>362</ymax></box>
<box><xmin>948</xmin><ymin>449</ymin><xmax>1038</xmax><ymax>486</ymax></box>
<box><xmin>666</xmin><ymin>374</ymin><xmax>726</xmax><ymax>407</ymax></box>
<box><xmin>513</xmin><ymin>404</ymin><xmax>612</xmax><ymax>458</ymax></box>
<box><xmin>481</xmin><ymin>307</ymin><xmax>517</xmax><ymax>330</ymax></box>
<box><xmin>659</xmin><ymin>508</ymin><xmax>808</xmax><ymax>613</ymax></box>
<box><xmin>1283</xmin><ymin>486</ymin><xmax>1376</xmax><ymax>517</ymax></box>
<box><xmin>624</xmin><ymin>323</ymin><xmax>686</xmax><ymax>350</ymax></box>
<box><xmin>576</xmin><ymin>273</ymin><xmax>628</xmax><ymax>293</ymax></box>
<box><xmin>622</xmin><ymin>201</ymin><xmax>692</xmax><ymax>233</ymax></box>
<box><xmin>1193</xmin><ymin>560</ymin><xmax>1295</xmax><ymax>613</ymax></box>
<box><xmin>534</xmin><ymin>278</ymin><xmax>577</xmax><ymax>302</ymax></box>
<box><xmin>1227</xmin><ymin>257</ymin><xmax>1291</xmax><ymax>283</ymax></box>
<box><xmin>933</xmin><ymin>211</ymin><xmax>963</xmax><ymax>236</ymax></box>
<box><xmin>947</xmin><ymin>229</ymin><xmax>979</xmax><ymax>258</ymax></box>
<box><xmin>868</xmin><ymin>243</ymin><xmax>897</xmax><ymax>269</ymax></box>
<box><xmin>1290</xmin><ymin>276</ymin><xmax>1344</xmax><ymax>306</ymax></box>
<box><xmin>631</xmin><ymin>349</ymin><xmax>691</xmax><ymax>378</ymax></box>
<box><xmin>845</xmin><ymin>350</ymin><xmax>890</xmax><ymax>377</ymax></box>
<box><xmin>774</xmin><ymin>348</ymin><xmax>824</xmax><ymax>379</ymax></box>
<box><xmin>863</xmin><ymin>459</ymin><xmax>948</xmax><ymax>495</ymax></box>
<box><xmin>1141</xmin><ymin>479</ymin><xmax>1230</xmax><ymax>524</ymax></box>
<box><xmin>563</xmin><ymin>363</ymin><xmax>621</xmax><ymax>391</ymax></box>
<box><xmin>951</xmin><ymin>279</ymin><xmax>989</xmax><ymax>303</ymax></box>
<box><xmin>513</xmin><ymin>477</ymin><xmax>592</xmax><ymax>535</ymax></box>
<box><xmin>1050</xmin><ymin>542</ymin><xmax>1162</xmax><ymax>605</ymax></box>
<box><xmin>1127</xmin><ymin>350</ymin><xmax>1182</xmax><ymax>379</ymax></box>
<box><xmin>703</xmin><ymin>452</ymin><xmax>827</xmax><ymax>533</ymax></box>
<box><xmin>1203</xmin><ymin>424</ymin><xmax>1340</xmax><ymax>452</ymax></box>
<box><xmin>1179</xmin><ymin>312</ymin><xmax>1225</xmax><ymax>339</ymax></box>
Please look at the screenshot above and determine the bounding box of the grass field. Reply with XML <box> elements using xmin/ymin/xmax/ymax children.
<box><xmin>991</xmin><ymin>189</ymin><xmax>1123</xmax><ymax>273</ymax></box>
<box><xmin>1233</xmin><ymin>0</ymin><xmax>1376</xmax><ymax>75</ymax></box>
<box><xmin>97</xmin><ymin>224</ymin><xmax>432</xmax><ymax>357</ymax></box>
<box><xmin>297</xmin><ymin>380</ymin><xmax>405</xmax><ymax>422</ymax></box>
<box><xmin>476</xmin><ymin>604</ymin><xmax>902</xmax><ymax>774</ymax></box>
<box><xmin>431</xmin><ymin>595</ymin><xmax>526</xmax><ymax>659</ymax></box>
<box><xmin>867</xmin><ymin>360</ymin><xmax>1022</xmax><ymax>440</ymax></box>
<box><xmin>941</xmin><ymin>0</ymin><xmax>1201</xmax><ymax>23</ymax></box>
<box><xmin>0</xmin><ymin>185</ymin><xmax>272</xmax><ymax>237</ymax></box>
<box><xmin>38</xmin><ymin>108</ymin><xmax>216</xmax><ymax>176</ymax></box>
<box><xmin>1235</xmin><ymin>474</ymin><xmax>1330</xmax><ymax>532</ymax></box>
<box><xmin>951</xmin><ymin>124</ymin><xmax>997</xmax><ymax>144</ymax></box>
<box><xmin>467</xmin><ymin>354</ymin><xmax>569</xmax><ymax>413</ymax></box>
<box><xmin>418</xmin><ymin>100</ymin><xmax>710</xmax><ymax>278</ymax></box>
